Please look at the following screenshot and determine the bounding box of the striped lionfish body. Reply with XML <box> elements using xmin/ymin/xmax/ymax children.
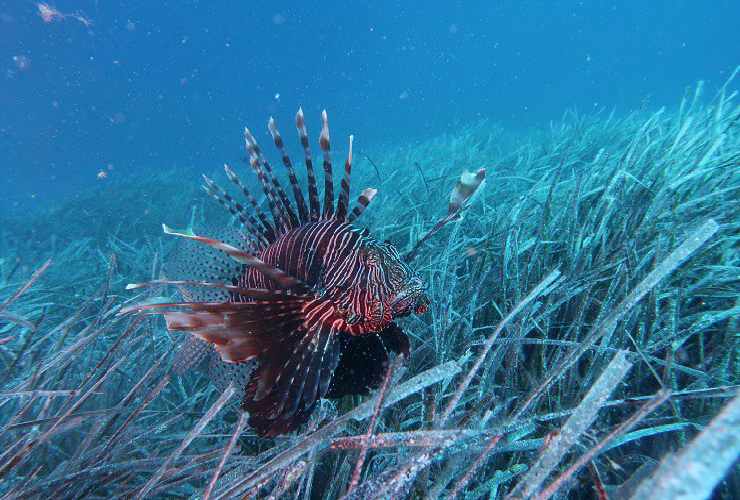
<box><xmin>126</xmin><ymin>108</ymin><xmax>429</xmax><ymax>436</ymax></box>
<box><xmin>241</xmin><ymin>219</ymin><xmax>427</xmax><ymax>335</ymax></box>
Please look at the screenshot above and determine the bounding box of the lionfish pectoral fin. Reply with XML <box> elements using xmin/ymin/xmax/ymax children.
<box><xmin>326</xmin><ymin>322</ymin><xmax>409</xmax><ymax>399</ymax></box>
<box><xmin>122</xmin><ymin>295</ymin><xmax>306</xmax><ymax>364</ymax></box>
<box><xmin>243</xmin><ymin>298</ymin><xmax>342</xmax><ymax>436</ymax></box>
<box><xmin>403</xmin><ymin>167</ymin><xmax>486</xmax><ymax>263</ymax></box>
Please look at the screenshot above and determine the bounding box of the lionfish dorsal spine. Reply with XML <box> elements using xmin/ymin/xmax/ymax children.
<box><xmin>319</xmin><ymin>109</ymin><xmax>334</xmax><ymax>219</ymax></box>
<box><xmin>244</xmin><ymin>127</ymin><xmax>293</xmax><ymax>233</ymax></box>
<box><xmin>253</xmin><ymin>134</ymin><xmax>300</xmax><ymax>230</ymax></box>
<box><xmin>223</xmin><ymin>163</ymin><xmax>276</xmax><ymax>243</ymax></box>
<box><xmin>295</xmin><ymin>107</ymin><xmax>321</xmax><ymax>222</ymax></box>
<box><xmin>200</xmin><ymin>174</ymin><xmax>264</xmax><ymax>251</ymax></box>
<box><xmin>335</xmin><ymin>134</ymin><xmax>353</xmax><ymax>221</ymax></box>
<box><xmin>268</xmin><ymin>117</ymin><xmax>309</xmax><ymax>224</ymax></box>
<box><xmin>347</xmin><ymin>187</ymin><xmax>377</xmax><ymax>224</ymax></box>
<box><xmin>202</xmin><ymin>108</ymin><xmax>378</xmax><ymax>247</ymax></box>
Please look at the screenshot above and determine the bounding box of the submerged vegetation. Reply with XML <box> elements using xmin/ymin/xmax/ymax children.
<box><xmin>1</xmin><ymin>76</ymin><xmax>739</xmax><ymax>499</ymax></box>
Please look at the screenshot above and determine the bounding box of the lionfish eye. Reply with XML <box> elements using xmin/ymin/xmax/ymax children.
<box><xmin>383</xmin><ymin>239</ymin><xmax>392</xmax><ymax>246</ymax></box>
<box><xmin>360</xmin><ymin>247</ymin><xmax>380</xmax><ymax>265</ymax></box>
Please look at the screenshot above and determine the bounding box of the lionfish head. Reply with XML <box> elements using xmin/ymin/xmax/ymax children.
<box><xmin>333</xmin><ymin>235</ymin><xmax>428</xmax><ymax>334</ymax></box>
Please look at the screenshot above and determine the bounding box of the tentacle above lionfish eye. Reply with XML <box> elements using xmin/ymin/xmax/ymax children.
<box><xmin>383</xmin><ymin>239</ymin><xmax>392</xmax><ymax>246</ymax></box>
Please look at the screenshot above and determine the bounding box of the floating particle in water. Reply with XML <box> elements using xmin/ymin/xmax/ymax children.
<box><xmin>108</xmin><ymin>112</ymin><xmax>126</xmax><ymax>125</ymax></box>
<box><xmin>125</xmin><ymin>19</ymin><xmax>136</xmax><ymax>31</ymax></box>
<box><xmin>12</xmin><ymin>55</ymin><xmax>31</xmax><ymax>71</ymax></box>
<box><xmin>274</xmin><ymin>92</ymin><xmax>280</xmax><ymax>101</ymax></box>
<box><xmin>97</xmin><ymin>169</ymin><xmax>108</xmax><ymax>180</ymax></box>
<box><xmin>272</xmin><ymin>13</ymin><xmax>286</xmax><ymax>25</ymax></box>
<box><xmin>399</xmin><ymin>89</ymin><xmax>409</xmax><ymax>100</ymax></box>
<box><xmin>448</xmin><ymin>23</ymin><xmax>458</xmax><ymax>34</ymax></box>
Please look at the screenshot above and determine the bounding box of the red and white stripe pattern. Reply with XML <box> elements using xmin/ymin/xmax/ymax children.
<box><xmin>239</xmin><ymin>218</ymin><xmax>424</xmax><ymax>335</ymax></box>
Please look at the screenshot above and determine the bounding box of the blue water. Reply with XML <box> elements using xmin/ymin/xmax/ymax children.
<box><xmin>1</xmin><ymin>0</ymin><xmax>738</xmax><ymax>212</ymax></box>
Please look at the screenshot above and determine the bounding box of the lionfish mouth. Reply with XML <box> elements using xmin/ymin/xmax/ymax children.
<box><xmin>392</xmin><ymin>288</ymin><xmax>429</xmax><ymax>317</ymax></box>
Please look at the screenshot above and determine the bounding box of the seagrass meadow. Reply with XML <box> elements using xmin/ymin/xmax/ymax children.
<box><xmin>1</xmin><ymin>77</ymin><xmax>739</xmax><ymax>499</ymax></box>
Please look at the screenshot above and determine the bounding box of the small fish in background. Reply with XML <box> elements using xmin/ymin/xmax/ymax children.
<box><xmin>36</xmin><ymin>2</ymin><xmax>63</xmax><ymax>23</ymax></box>
<box><xmin>97</xmin><ymin>164</ymin><xmax>114</xmax><ymax>180</ymax></box>
<box><xmin>36</xmin><ymin>2</ymin><xmax>93</xmax><ymax>28</ymax></box>
<box><xmin>108</xmin><ymin>112</ymin><xmax>126</xmax><ymax>125</ymax></box>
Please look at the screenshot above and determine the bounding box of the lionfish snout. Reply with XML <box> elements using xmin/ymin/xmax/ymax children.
<box><xmin>391</xmin><ymin>276</ymin><xmax>429</xmax><ymax>317</ymax></box>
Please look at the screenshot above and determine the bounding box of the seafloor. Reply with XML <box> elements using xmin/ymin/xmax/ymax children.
<box><xmin>1</xmin><ymin>78</ymin><xmax>738</xmax><ymax>499</ymax></box>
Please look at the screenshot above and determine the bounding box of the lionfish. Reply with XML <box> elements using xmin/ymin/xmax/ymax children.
<box><xmin>124</xmin><ymin>108</ymin><xmax>484</xmax><ymax>436</ymax></box>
